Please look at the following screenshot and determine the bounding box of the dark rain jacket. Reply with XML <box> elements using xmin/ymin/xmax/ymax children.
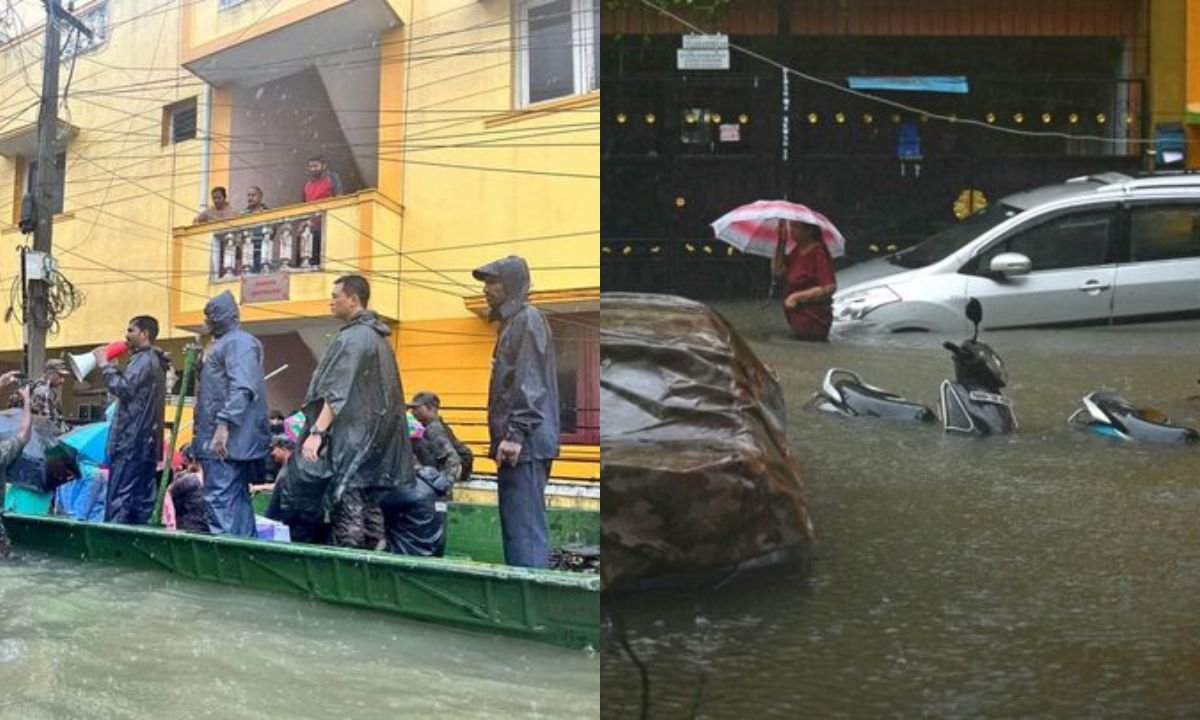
<box><xmin>303</xmin><ymin>309</ymin><xmax>412</xmax><ymax>501</ymax></box>
<box><xmin>380</xmin><ymin>465</ymin><xmax>445</xmax><ymax>557</ymax></box>
<box><xmin>193</xmin><ymin>291</ymin><xmax>269</xmax><ymax>461</ymax></box>
<box><xmin>103</xmin><ymin>345</ymin><xmax>167</xmax><ymax>465</ymax></box>
<box><xmin>474</xmin><ymin>256</ymin><xmax>560</xmax><ymax>462</ymax></box>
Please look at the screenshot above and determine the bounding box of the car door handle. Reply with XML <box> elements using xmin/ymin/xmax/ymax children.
<box><xmin>1078</xmin><ymin>280</ymin><xmax>1111</xmax><ymax>293</ymax></box>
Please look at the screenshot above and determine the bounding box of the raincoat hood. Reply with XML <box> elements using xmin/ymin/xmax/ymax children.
<box><xmin>347</xmin><ymin>309</ymin><xmax>391</xmax><ymax>336</ymax></box>
<box><xmin>204</xmin><ymin>291</ymin><xmax>240</xmax><ymax>337</ymax></box>
<box><xmin>473</xmin><ymin>256</ymin><xmax>530</xmax><ymax>321</ymax></box>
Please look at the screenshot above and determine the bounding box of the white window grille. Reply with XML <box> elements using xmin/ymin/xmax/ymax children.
<box><xmin>515</xmin><ymin>0</ymin><xmax>597</xmax><ymax>108</ymax></box>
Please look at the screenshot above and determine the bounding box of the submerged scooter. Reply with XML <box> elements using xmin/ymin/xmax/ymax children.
<box><xmin>938</xmin><ymin>298</ymin><xmax>1018</xmax><ymax>436</ymax></box>
<box><xmin>1068</xmin><ymin>392</ymin><xmax>1199</xmax><ymax>445</ymax></box>
<box><xmin>808</xmin><ymin>298</ymin><xmax>1017</xmax><ymax>436</ymax></box>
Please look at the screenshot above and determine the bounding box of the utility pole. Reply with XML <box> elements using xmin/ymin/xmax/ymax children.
<box><xmin>27</xmin><ymin>0</ymin><xmax>91</xmax><ymax>375</ymax></box>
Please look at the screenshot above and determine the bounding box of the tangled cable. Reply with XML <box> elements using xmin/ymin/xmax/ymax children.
<box><xmin>5</xmin><ymin>253</ymin><xmax>86</xmax><ymax>335</ymax></box>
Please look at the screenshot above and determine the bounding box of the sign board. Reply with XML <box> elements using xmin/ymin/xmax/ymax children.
<box><xmin>242</xmin><ymin>273</ymin><xmax>290</xmax><ymax>304</ymax></box>
<box><xmin>718</xmin><ymin>124</ymin><xmax>741</xmax><ymax>142</ymax></box>
<box><xmin>677</xmin><ymin>49</ymin><xmax>730</xmax><ymax>71</ymax></box>
<box><xmin>681</xmin><ymin>33</ymin><xmax>728</xmax><ymax>50</ymax></box>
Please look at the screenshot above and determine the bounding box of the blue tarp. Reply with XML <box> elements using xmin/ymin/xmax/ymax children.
<box><xmin>54</xmin><ymin>460</ymin><xmax>107</xmax><ymax>522</ymax></box>
<box><xmin>847</xmin><ymin>76</ymin><xmax>969</xmax><ymax>94</ymax></box>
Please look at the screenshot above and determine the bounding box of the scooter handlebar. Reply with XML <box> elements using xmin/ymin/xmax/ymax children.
<box><xmin>942</xmin><ymin>341</ymin><xmax>965</xmax><ymax>356</ymax></box>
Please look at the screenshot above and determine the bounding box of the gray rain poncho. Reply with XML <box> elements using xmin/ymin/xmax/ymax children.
<box><xmin>297</xmin><ymin>309</ymin><xmax>412</xmax><ymax>505</ymax></box>
<box><xmin>193</xmin><ymin>291</ymin><xmax>270</xmax><ymax>462</ymax></box>
<box><xmin>474</xmin><ymin>256</ymin><xmax>560</xmax><ymax>462</ymax></box>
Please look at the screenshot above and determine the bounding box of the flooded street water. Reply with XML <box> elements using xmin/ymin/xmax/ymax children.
<box><xmin>1</xmin><ymin>555</ymin><xmax>598</xmax><ymax>719</ymax></box>
<box><xmin>602</xmin><ymin>300</ymin><xmax>1200</xmax><ymax>718</ymax></box>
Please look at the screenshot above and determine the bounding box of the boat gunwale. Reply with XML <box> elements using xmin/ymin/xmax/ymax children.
<box><xmin>5</xmin><ymin>513</ymin><xmax>601</xmax><ymax>591</ymax></box>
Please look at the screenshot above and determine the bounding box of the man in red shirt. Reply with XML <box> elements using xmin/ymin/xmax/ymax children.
<box><xmin>302</xmin><ymin>156</ymin><xmax>343</xmax><ymax>203</ymax></box>
<box><xmin>301</xmin><ymin>156</ymin><xmax>342</xmax><ymax>267</ymax></box>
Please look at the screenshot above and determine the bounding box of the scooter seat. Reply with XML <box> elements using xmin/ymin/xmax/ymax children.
<box><xmin>836</xmin><ymin>381</ymin><xmax>937</xmax><ymax>422</ymax></box>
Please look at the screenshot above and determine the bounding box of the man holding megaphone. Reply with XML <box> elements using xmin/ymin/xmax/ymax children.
<box><xmin>92</xmin><ymin>316</ymin><xmax>168</xmax><ymax>525</ymax></box>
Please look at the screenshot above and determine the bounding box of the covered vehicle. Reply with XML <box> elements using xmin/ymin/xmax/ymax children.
<box><xmin>601</xmin><ymin>293</ymin><xmax>814</xmax><ymax>591</ymax></box>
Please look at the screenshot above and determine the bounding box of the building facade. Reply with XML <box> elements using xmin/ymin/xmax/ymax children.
<box><xmin>0</xmin><ymin>0</ymin><xmax>599</xmax><ymax>498</ymax></box>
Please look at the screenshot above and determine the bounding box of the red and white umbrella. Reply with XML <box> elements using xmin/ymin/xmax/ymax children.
<box><xmin>710</xmin><ymin>200</ymin><xmax>846</xmax><ymax>259</ymax></box>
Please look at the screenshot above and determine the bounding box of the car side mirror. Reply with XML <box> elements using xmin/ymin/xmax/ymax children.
<box><xmin>988</xmin><ymin>252</ymin><xmax>1032</xmax><ymax>278</ymax></box>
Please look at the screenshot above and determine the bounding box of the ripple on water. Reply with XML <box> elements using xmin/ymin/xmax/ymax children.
<box><xmin>1</xmin><ymin>555</ymin><xmax>598</xmax><ymax>719</ymax></box>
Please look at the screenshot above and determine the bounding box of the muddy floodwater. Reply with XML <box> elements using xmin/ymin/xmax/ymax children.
<box><xmin>0</xmin><ymin>554</ymin><xmax>598</xmax><ymax>719</ymax></box>
<box><xmin>602</xmin><ymin>300</ymin><xmax>1200</xmax><ymax>718</ymax></box>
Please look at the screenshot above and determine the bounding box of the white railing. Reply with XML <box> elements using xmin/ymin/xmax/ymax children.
<box><xmin>210</xmin><ymin>210</ymin><xmax>326</xmax><ymax>281</ymax></box>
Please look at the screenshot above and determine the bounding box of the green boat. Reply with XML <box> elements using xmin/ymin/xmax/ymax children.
<box><xmin>4</xmin><ymin>502</ymin><xmax>599</xmax><ymax>651</ymax></box>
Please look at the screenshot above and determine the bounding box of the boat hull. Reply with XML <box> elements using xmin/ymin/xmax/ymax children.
<box><xmin>5</xmin><ymin>511</ymin><xmax>599</xmax><ymax>651</ymax></box>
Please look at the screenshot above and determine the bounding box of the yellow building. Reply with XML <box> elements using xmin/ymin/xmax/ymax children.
<box><xmin>0</xmin><ymin>0</ymin><xmax>599</xmax><ymax>501</ymax></box>
<box><xmin>1149</xmin><ymin>0</ymin><xmax>1200</xmax><ymax>167</ymax></box>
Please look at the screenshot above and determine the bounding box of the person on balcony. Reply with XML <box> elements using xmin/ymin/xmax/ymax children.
<box><xmin>194</xmin><ymin>291</ymin><xmax>270</xmax><ymax>537</ymax></box>
<box><xmin>93</xmin><ymin>316</ymin><xmax>168</xmax><ymax>525</ymax></box>
<box><xmin>299</xmin><ymin>275</ymin><xmax>412</xmax><ymax>550</ymax></box>
<box><xmin>302</xmin><ymin>156</ymin><xmax>342</xmax><ymax>203</ymax></box>
<box><xmin>473</xmin><ymin>256</ymin><xmax>560</xmax><ymax>569</ymax></box>
<box><xmin>301</xmin><ymin>156</ymin><xmax>340</xmax><ymax>267</ymax></box>
<box><xmin>244</xmin><ymin>186</ymin><xmax>269</xmax><ymax>214</ymax></box>
<box><xmin>194</xmin><ymin>186</ymin><xmax>237</xmax><ymax>224</ymax></box>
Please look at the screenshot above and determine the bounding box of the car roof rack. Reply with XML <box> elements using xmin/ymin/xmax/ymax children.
<box><xmin>1065</xmin><ymin>172</ymin><xmax>1133</xmax><ymax>185</ymax></box>
<box><xmin>1098</xmin><ymin>173</ymin><xmax>1200</xmax><ymax>192</ymax></box>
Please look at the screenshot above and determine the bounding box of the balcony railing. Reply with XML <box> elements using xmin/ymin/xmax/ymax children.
<box><xmin>210</xmin><ymin>209</ymin><xmax>326</xmax><ymax>282</ymax></box>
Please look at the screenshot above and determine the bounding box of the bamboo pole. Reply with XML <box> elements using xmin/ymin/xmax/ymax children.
<box><xmin>151</xmin><ymin>344</ymin><xmax>200</xmax><ymax>526</ymax></box>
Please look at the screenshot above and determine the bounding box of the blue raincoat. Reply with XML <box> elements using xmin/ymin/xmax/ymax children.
<box><xmin>194</xmin><ymin>291</ymin><xmax>269</xmax><ymax>536</ymax></box>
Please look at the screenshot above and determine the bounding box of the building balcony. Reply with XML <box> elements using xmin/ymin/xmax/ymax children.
<box><xmin>181</xmin><ymin>0</ymin><xmax>406</xmax><ymax>75</ymax></box>
<box><xmin>170</xmin><ymin>190</ymin><xmax>402</xmax><ymax>331</ymax></box>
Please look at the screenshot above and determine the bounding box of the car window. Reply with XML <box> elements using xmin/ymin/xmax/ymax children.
<box><xmin>888</xmin><ymin>203</ymin><xmax>1020</xmax><ymax>269</ymax></box>
<box><xmin>1129</xmin><ymin>203</ymin><xmax>1200</xmax><ymax>262</ymax></box>
<box><xmin>975</xmin><ymin>209</ymin><xmax>1114</xmax><ymax>273</ymax></box>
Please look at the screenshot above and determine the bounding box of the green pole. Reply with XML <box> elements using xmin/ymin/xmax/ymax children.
<box><xmin>151</xmin><ymin>344</ymin><xmax>200</xmax><ymax>526</ymax></box>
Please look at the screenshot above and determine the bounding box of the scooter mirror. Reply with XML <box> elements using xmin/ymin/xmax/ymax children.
<box><xmin>965</xmin><ymin>297</ymin><xmax>983</xmax><ymax>326</ymax></box>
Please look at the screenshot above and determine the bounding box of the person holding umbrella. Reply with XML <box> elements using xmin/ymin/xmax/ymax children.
<box><xmin>710</xmin><ymin>199</ymin><xmax>845</xmax><ymax>340</ymax></box>
<box><xmin>772</xmin><ymin>219</ymin><xmax>837</xmax><ymax>341</ymax></box>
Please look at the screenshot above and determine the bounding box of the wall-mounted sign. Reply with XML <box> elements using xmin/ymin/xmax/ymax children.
<box><xmin>677</xmin><ymin>49</ymin><xmax>730</xmax><ymax>70</ymax></box>
<box><xmin>681</xmin><ymin>34</ymin><xmax>728</xmax><ymax>50</ymax></box>
<box><xmin>242</xmin><ymin>273</ymin><xmax>289</xmax><ymax>304</ymax></box>
<box><xmin>718</xmin><ymin>124</ymin><xmax>741</xmax><ymax>142</ymax></box>
<box><xmin>678</xmin><ymin>33</ymin><xmax>729</xmax><ymax>70</ymax></box>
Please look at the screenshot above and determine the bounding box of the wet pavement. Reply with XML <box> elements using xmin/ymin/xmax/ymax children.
<box><xmin>602</xmin><ymin>300</ymin><xmax>1200</xmax><ymax>718</ymax></box>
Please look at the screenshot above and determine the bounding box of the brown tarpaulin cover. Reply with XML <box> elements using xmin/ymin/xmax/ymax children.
<box><xmin>601</xmin><ymin>293</ymin><xmax>814</xmax><ymax>591</ymax></box>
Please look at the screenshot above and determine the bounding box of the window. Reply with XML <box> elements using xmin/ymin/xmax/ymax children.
<box><xmin>25</xmin><ymin>153</ymin><xmax>67</xmax><ymax>216</ymax></box>
<box><xmin>218</xmin><ymin>0</ymin><xmax>250</xmax><ymax>9</ymax></box>
<box><xmin>1129</xmin><ymin>204</ymin><xmax>1200</xmax><ymax>262</ymax></box>
<box><xmin>516</xmin><ymin>0</ymin><xmax>597</xmax><ymax>107</ymax></box>
<box><xmin>61</xmin><ymin>1</ymin><xmax>109</xmax><ymax>59</ymax></box>
<box><xmin>975</xmin><ymin>209</ymin><xmax>1115</xmax><ymax>273</ymax></box>
<box><xmin>163</xmin><ymin>98</ymin><xmax>198</xmax><ymax>145</ymax></box>
<box><xmin>550</xmin><ymin>313</ymin><xmax>598</xmax><ymax>444</ymax></box>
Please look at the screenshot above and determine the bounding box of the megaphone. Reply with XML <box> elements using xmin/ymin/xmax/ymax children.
<box><xmin>67</xmin><ymin>341</ymin><xmax>129</xmax><ymax>382</ymax></box>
